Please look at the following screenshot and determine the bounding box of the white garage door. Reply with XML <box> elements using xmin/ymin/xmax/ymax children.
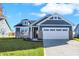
<box><xmin>42</xmin><ymin>27</ymin><xmax>69</xmax><ymax>39</ymax></box>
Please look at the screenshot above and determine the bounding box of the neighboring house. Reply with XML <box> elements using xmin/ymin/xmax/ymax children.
<box><xmin>15</xmin><ymin>14</ymin><xmax>74</xmax><ymax>41</ymax></box>
<box><xmin>74</xmin><ymin>24</ymin><xmax>79</xmax><ymax>37</ymax></box>
<box><xmin>0</xmin><ymin>16</ymin><xmax>12</xmax><ymax>37</ymax></box>
<box><xmin>0</xmin><ymin>4</ymin><xmax>12</xmax><ymax>37</ymax></box>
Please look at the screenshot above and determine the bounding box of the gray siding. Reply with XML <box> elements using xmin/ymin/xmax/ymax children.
<box><xmin>69</xmin><ymin>26</ymin><xmax>73</xmax><ymax>40</ymax></box>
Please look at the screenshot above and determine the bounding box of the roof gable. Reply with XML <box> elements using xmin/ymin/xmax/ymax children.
<box><xmin>74</xmin><ymin>24</ymin><xmax>79</xmax><ymax>31</ymax></box>
<box><xmin>15</xmin><ymin>19</ymin><xmax>36</xmax><ymax>27</ymax></box>
<box><xmin>31</xmin><ymin>14</ymin><xmax>52</xmax><ymax>26</ymax></box>
<box><xmin>32</xmin><ymin>13</ymin><xmax>74</xmax><ymax>26</ymax></box>
<box><xmin>0</xmin><ymin>16</ymin><xmax>12</xmax><ymax>32</ymax></box>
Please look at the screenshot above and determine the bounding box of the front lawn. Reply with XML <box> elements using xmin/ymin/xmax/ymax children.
<box><xmin>74</xmin><ymin>38</ymin><xmax>79</xmax><ymax>42</ymax></box>
<box><xmin>0</xmin><ymin>38</ymin><xmax>44</xmax><ymax>56</ymax></box>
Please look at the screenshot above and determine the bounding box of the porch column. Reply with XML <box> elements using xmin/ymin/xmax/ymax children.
<box><xmin>38</xmin><ymin>26</ymin><xmax>40</xmax><ymax>39</ymax></box>
<box><xmin>30</xmin><ymin>27</ymin><xmax>33</xmax><ymax>39</ymax></box>
<box><xmin>38</xmin><ymin>26</ymin><xmax>42</xmax><ymax>39</ymax></box>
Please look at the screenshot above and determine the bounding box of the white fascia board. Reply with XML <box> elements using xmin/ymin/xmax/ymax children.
<box><xmin>31</xmin><ymin>15</ymin><xmax>51</xmax><ymax>26</ymax></box>
<box><xmin>40</xmin><ymin>24</ymin><xmax>72</xmax><ymax>26</ymax></box>
<box><xmin>56</xmin><ymin>13</ymin><xmax>75</xmax><ymax>26</ymax></box>
<box><xmin>16</xmin><ymin>26</ymin><xmax>28</xmax><ymax>28</ymax></box>
<box><xmin>37</xmin><ymin>16</ymin><xmax>53</xmax><ymax>25</ymax></box>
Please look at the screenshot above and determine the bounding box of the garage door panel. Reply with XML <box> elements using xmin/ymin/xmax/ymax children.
<box><xmin>42</xmin><ymin>27</ymin><xmax>69</xmax><ymax>39</ymax></box>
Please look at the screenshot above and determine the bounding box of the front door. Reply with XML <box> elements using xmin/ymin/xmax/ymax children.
<box><xmin>33</xmin><ymin>27</ymin><xmax>38</xmax><ymax>38</ymax></box>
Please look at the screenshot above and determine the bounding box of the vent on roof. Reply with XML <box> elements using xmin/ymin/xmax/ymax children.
<box><xmin>50</xmin><ymin>16</ymin><xmax>62</xmax><ymax>20</ymax></box>
<box><xmin>58</xmin><ymin>17</ymin><xmax>62</xmax><ymax>19</ymax></box>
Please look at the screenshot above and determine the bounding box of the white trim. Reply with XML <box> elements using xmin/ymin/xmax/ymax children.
<box><xmin>37</xmin><ymin>16</ymin><xmax>53</xmax><ymax>25</ymax></box>
<box><xmin>32</xmin><ymin>13</ymin><xmax>74</xmax><ymax>26</ymax></box>
<box><xmin>40</xmin><ymin>24</ymin><xmax>72</xmax><ymax>26</ymax></box>
<box><xmin>16</xmin><ymin>26</ymin><xmax>28</xmax><ymax>28</ymax></box>
<box><xmin>31</xmin><ymin>26</ymin><xmax>38</xmax><ymax>27</ymax></box>
<box><xmin>30</xmin><ymin>27</ymin><xmax>32</xmax><ymax>39</ymax></box>
<box><xmin>30</xmin><ymin>16</ymin><xmax>45</xmax><ymax>26</ymax></box>
<box><xmin>31</xmin><ymin>15</ymin><xmax>51</xmax><ymax>26</ymax></box>
<box><xmin>55</xmin><ymin>13</ymin><xmax>75</xmax><ymax>26</ymax></box>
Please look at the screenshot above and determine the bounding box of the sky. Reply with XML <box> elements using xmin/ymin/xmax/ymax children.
<box><xmin>2</xmin><ymin>3</ymin><xmax>79</xmax><ymax>32</ymax></box>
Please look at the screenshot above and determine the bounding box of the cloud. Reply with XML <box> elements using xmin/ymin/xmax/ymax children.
<box><xmin>75</xmin><ymin>13</ymin><xmax>79</xmax><ymax>16</ymax></box>
<box><xmin>31</xmin><ymin>12</ymin><xmax>46</xmax><ymax>17</ymax></box>
<box><xmin>74</xmin><ymin>11</ymin><xmax>79</xmax><ymax>16</ymax></box>
<box><xmin>41</xmin><ymin>3</ymin><xmax>79</xmax><ymax>15</ymax></box>
<box><xmin>32</xmin><ymin>3</ymin><xmax>44</xmax><ymax>6</ymax></box>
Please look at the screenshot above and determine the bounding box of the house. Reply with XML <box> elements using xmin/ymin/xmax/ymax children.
<box><xmin>0</xmin><ymin>16</ymin><xmax>12</xmax><ymax>37</ymax></box>
<box><xmin>0</xmin><ymin>4</ymin><xmax>12</xmax><ymax>37</ymax></box>
<box><xmin>15</xmin><ymin>14</ymin><xmax>74</xmax><ymax>41</ymax></box>
<box><xmin>15</xmin><ymin>19</ymin><xmax>35</xmax><ymax>38</ymax></box>
<box><xmin>74</xmin><ymin>24</ymin><xmax>79</xmax><ymax>37</ymax></box>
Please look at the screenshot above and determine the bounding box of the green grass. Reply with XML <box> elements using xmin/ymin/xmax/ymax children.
<box><xmin>74</xmin><ymin>38</ymin><xmax>79</xmax><ymax>42</ymax></box>
<box><xmin>0</xmin><ymin>38</ymin><xmax>44</xmax><ymax>56</ymax></box>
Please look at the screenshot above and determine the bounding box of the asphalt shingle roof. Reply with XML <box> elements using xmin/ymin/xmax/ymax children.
<box><xmin>32</xmin><ymin>14</ymin><xmax>52</xmax><ymax>26</ymax></box>
<box><xmin>15</xmin><ymin>19</ymin><xmax>36</xmax><ymax>27</ymax></box>
<box><xmin>15</xmin><ymin>23</ymin><xmax>26</xmax><ymax>26</ymax></box>
<box><xmin>41</xmin><ymin>20</ymin><xmax>70</xmax><ymax>25</ymax></box>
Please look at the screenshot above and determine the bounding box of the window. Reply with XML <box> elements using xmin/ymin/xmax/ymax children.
<box><xmin>50</xmin><ymin>16</ymin><xmax>58</xmax><ymax>20</ymax></box>
<box><xmin>55</xmin><ymin>17</ymin><xmax>57</xmax><ymax>19</ymax></box>
<box><xmin>25</xmin><ymin>22</ymin><xmax>27</xmax><ymax>24</ymax></box>
<box><xmin>56</xmin><ymin>29</ymin><xmax>61</xmax><ymax>31</ymax></box>
<box><xmin>63</xmin><ymin>29</ymin><xmax>67</xmax><ymax>31</ymax></box>
<box><xmin>50</xmin><ymin>17</ymin><xmax>53</xmax><ymax>19</ymax></box>
<box><xmin>50</xmin><ymin>16</ymin><xmax>62</xmax><ymax>20</ymax></box>
<box><xmin>44</xmin><ymin>29</ymin><xmax>49</xmax><ymax>31</ymax></box>
<box><xmin>22</xmin><ymin>21</ymin><xmax>29</xmax><ymax>25</ymax></box>
<box><xmin>58</xmin><ymin>17</ymin><xmax>62</xmax><ymax>20</ymax></box>
<box><xmin>21</xmin><ymin>30</ymin><xmax>24</xmax><ymax>32</ymax></box>
<box><xmin>25</xmin><ymin>29</ymin><xmax>27</xmax><ymax>32</ymax></box>
<box><xmin>50</xmin><ymin>29</ymin><xmax>55</xmax><ymax>31</ymax></box>
<box><xmin>21</xmin><ymin>28</ymin><xmax>28</xmax><ymax>33</ymax></box>
<box><xmin>24</xmin><ymin>21</ymin><xmax>27</xmax><ymax>25</ymax></box>
<box><xmin>16</xmin><ymin>28</ymin><xmax>20</xmax><ymax>32</ymax></box>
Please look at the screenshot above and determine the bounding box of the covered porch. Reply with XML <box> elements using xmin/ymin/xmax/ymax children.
<box><xmin>31</xmin><ymin>26</ymin><xmax>42</xmax><ymax>41</ymax></box>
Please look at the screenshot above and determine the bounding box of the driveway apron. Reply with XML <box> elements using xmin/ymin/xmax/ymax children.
<box><xmin>43</xmin><ymin>39</ymin><xmax>79</xmax><ymax>56</ymax></box>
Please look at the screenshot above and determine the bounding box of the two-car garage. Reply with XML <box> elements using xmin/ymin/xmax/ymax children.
<box><xmin>42</xmin><ymin>27</ymin><xmax>69</xmax><ymax>40</ymax></box>
<box><xmin>31</xmin><ymin>14</ymin><xmax>73</xmax><ymax>40</ymax></box>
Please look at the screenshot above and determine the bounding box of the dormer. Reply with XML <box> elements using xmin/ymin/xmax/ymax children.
<box><xmin>21</xmin><ymin>19</ymin><xmax>30</xmax><ymax>26</ymax></box>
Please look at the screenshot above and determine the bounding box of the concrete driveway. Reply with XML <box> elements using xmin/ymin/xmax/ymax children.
<box><xmin>43</xmin><ymin>39</ymin><xmax>79</xmax><ymax>56</ymax></box>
